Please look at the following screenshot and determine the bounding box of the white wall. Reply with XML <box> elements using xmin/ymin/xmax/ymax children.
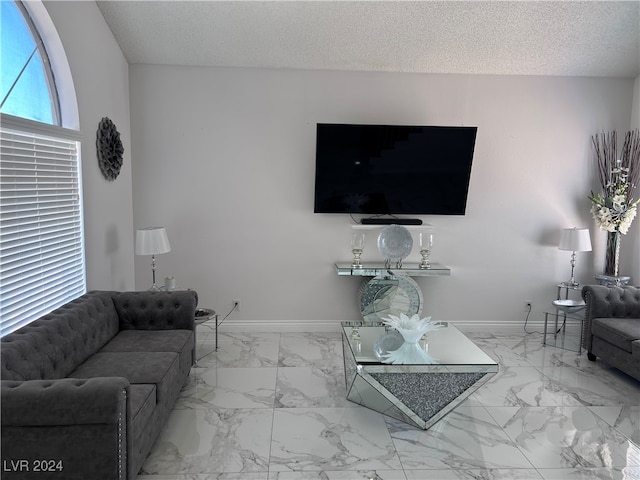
<box><xmin>44</xmin><ymin>1</ymin><xmax>134</xmax><ymax>291</ymax></box>
<box><xmin>627</xmin><ymin>75</ymin><xmax>640</xmax><ymax>283</ymax></box>
<box><xmin>130</xmin><ymin>65</ymin><xmax>634</xmax><ymax>330</ymax></box>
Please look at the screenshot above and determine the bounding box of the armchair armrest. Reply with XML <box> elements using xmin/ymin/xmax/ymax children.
<box><xmin>112</xmin><ymin>290</ymin><xmax>198</xmax><ymax>331</ymax></box>
<box><xmin>1</xmin><ymin>377</ymin><xmax>128</xmax><ymax>426</ymax></box>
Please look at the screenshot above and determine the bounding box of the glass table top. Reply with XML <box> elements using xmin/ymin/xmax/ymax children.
<box><xmin>341</xmin><ymin>321</ymin><xmax>497</xmax><ymax>369</ymax></box>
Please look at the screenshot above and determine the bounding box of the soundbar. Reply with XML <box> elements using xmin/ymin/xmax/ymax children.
<box><xmin>361</xmin><ymin>218</ymin><xmax>423</xmax><ymax>225</ymax></box>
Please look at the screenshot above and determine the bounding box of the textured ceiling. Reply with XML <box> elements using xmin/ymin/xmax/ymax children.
<box><xmin>97</xmin><ymin>1</ymin><xmax>640</xmax><ymax>78</ymax></box>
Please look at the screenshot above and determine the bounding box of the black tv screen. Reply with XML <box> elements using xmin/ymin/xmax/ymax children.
<box><xmin>313</xmin><ymin>123</ymin><xmax>477</xmax><ymax>215</ymax></box>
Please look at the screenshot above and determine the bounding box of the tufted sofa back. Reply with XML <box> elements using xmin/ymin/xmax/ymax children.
<box><xmin>1</xmin><ymin>291</ymin><xmax>120</xmax><ymax>381</ymax></box>
<box><xmin>583</xmin><ymin>285</ymin><xmax>640</xmax><ymax>319</ymax></box>
<box><xmin>111</xmin><ymin>290</ymin><xmax>197</xmax><ymax>330</ymax></box>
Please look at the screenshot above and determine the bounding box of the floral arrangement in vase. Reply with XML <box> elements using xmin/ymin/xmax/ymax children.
<box><xmin>379</xmin><ymin>313</ymin><xmax>442</xmax><ymax>364</ymax></box>
<box><xmin>588</xmin><ymin>129</ymin><xmax>640</xmax><ymax>277</ymax></box>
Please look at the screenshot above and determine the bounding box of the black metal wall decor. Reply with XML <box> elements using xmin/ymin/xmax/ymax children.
<box><xmin>96</xmin><ymin>116</ymin><xmax>124</xmax><ymax>181</ymax></box>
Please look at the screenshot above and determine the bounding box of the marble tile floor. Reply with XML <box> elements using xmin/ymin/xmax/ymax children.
<box><xmin>137</xmin><ymin>328</ymin><xmax>640</xmax><ymax>480</ymax></box>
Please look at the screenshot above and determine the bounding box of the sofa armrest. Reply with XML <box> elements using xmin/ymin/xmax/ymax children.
<box><xmin>111</xmin><ymin>290</ymin><xmax>198</xmax><ymax>331</ymax></box>
<box><xmin>2</xmin><ymin>377</ymin><xmax>129</xmax><ymax>480</ymax></box>
<box><xmin>581</xmin><ymin>285</ymin><xmax>640</xmax><ymax>352</ymax></box>
<box><xmin>1</xmin><ymin>377</ymin><xmax>128</xmax><ymax>426</ymax></box>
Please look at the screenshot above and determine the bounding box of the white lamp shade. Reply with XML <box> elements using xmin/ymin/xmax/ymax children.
<box><xmin>558</xmin><ymin>228</ymin><xmax>592</xmax><ymax>252</ymax></box>
<box><xmin>136</xmin><ymin>227</ymin><xmax>171</xmax><ymax>255</ymax></box>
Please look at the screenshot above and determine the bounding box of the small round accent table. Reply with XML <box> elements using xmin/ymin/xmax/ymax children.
<box><xmin>543</xmin><ymin>299</ymin><xmax>586</xmax><ymax>354</ymax></box>
<box><xmin>194</xmin><ymin>308</ymin><xmax>217</xmax><ymax>364</ymax></box>
<box><xmin>552</xmin><ymin>299</ymin><xmax>586</xmax><ymax>314</ymax></box>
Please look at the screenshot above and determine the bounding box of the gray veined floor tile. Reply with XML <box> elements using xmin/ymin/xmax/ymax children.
<box><xmin>469</xmin><ymin>366</ymin><xmax>573</xmax><ymax>407</ymax></box>
<box><xmin>140</xmin><ymin>474</ymin><xmax>269</xmax><ymax>479</ymax></box>
<box><xmin>176</xmin><ymin>367</ymin><xmax>277</xmax><ymax>409</ymax></box>
<box><xmin>537</xmin><ymin>467</ymin><xmax>640</xmax><ymax>479</ymax></box>
<box><xmin>269</xmin><ymin>407</ymin><xmax>402</xmax><ymax>472</ymax></box>
<box><xmin>404</xmin><ymin>469</ymin><xmax>544</xmax><ymax>479</ymax></box>
<box><xmin>268</xmin><ymin>470</ymin><xmax>408</xmax><ymax>479</ymax></box>
<box><xmin>467</xmin><ymin>336</ymin><xmax>536</xmax><ymax>367</ymax></box>
<box><xmin>536</xmin><ymin>364</ymin><xmax>640</xmax><ymax>407</ymax></box>
<box><xmin>138</xmin><ymin>331</ymin><xmax>640</xmax><ymax>480</ymax></box>
<box><xmin>278</xmin><ymin>332</ymin><xmax>344</xmax><ymax>367</ymax></box>
<box><xmin>496</xmin><ymin>335</ymin><xmax>592</xmax><ymax>369</ymax></box>
<box><xmin>386</xmin><ymin>406</ymin><xmax>534</xmax><ymax>470</ymax></box>
<box><xmin>200</xmin><ymin>333</ymin><xmax>281</xmax><ymax>368</ymax></box>
<box><xmin>589</xmin><ymin>406</ymin><xmax>640</xmax><ymax>445</ymax></box>
<box><xmin>141</xmin><ymin>408</ymin><xmax>273</xmax><ymax>475</ymax></box>
<box><xmin>275</xmin><ymin>365</ymin><xmax>354</xmax><ymax>408</ymax></box>
<box><xmin>462</xmin><ymin>332</ymin><xmax>500</xmax><ymax>340</ymax></box>
<box><xmin>485</xmin><ymin>406</ymin><xmax>638</xmax><ymax>469</ymax></box>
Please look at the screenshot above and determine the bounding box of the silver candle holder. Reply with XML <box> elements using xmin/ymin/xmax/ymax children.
<box><xmin>351</xmin><ymin>231</ymin><xmax>366</xmax><ymax>268</ymax></box>
<box><xmin>419</xmin><ymin>232</ymin><xmax>433</xmax><ymax>269</ymax></box>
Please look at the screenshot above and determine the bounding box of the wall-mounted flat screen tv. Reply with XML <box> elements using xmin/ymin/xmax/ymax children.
<box><xmin>313</xmin><ymin>123</ymin><xmax>477</xmax><ymax>215</ymax></box>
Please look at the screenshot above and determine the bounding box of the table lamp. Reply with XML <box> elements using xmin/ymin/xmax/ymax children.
<box><xmin>136</xmin><ymin>227</ymin><xmax>171</xmax><ymax>290</ymax></box>
<box><xmin>558</xmin><ymin>227</ymin><xmax>591</xmax><ymax>287</ymax></box>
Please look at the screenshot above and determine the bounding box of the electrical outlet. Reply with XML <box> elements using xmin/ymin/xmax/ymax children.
<box><xmin>233</xmin><ymin>299</ymin><xmax>240</xmax><ymax>312</ymax></box>
<box><xmin>525</xmin><ymin>302</ymin><xmax>532</xmax><ymax>311</ymax></box>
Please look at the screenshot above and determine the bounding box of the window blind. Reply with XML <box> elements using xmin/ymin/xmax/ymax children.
<box><xmin>0</xmin><ymin>122</ymin><xmax>85</xmax><ymax>336</ymax></box>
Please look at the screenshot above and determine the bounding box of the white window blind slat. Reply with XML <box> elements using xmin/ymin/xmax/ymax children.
<box><xmin>2</xmin><ymin>216</ymin><xmax>82</xmax><ymax>239</ymax></box>
<box><xmin>2</xmin><ymin>247</ymin><xmax>84</xmax><ymax>281</ymax></box>
<box><xmin>1</xmin><ymin>281</ymin><xmax>85</xmax><ymax>334</ymax></box>
<box><xmin>3</xmin><ymin>268</ymin><xmax>84</xmax><ymax>311</ymax></box>
<box><xmin>0</xmin><ymin>124</ymin><xmax>86</xmax><ymax>337</ymax></box>
<box><xmin>3</xmin><ymin>266</ymin><xmax>84</xmax><ymax>312</ymax></box>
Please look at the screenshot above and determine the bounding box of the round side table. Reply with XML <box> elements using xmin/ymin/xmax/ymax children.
<box><xmin>194</xmin><ymin>308</ymin><xmax>217</xmax><ymax>364</ymax></box>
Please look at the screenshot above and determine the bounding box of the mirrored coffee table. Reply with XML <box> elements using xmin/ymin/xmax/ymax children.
<box><xmin>341</xmin><ymin>321</ymin><xmax>498</xmax><ymax>430</ymax></box>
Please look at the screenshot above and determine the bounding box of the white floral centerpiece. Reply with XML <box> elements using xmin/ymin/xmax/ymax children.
<box><xmin>589</xmin><ymin>130</ymin><xmax>640</xmax><ymax>277</ymax></box>
<box><xmin>589</xmin><ymin>168</ymin><xmax>638</xmax><ymax>235</ymax></box>
<box><xmin>379</xmin><ymin>313</ymin><xmax>442</xmax><ymax>364</ymax></box>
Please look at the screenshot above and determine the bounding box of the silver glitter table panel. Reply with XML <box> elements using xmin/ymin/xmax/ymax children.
<box><xmin>341</xmin><ymin>322</ymin><xmax>498</xmax><ymax>430</ymax></box>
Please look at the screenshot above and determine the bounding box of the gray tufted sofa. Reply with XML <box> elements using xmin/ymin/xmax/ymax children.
<box><xmin>1</xmin><ymin>290</ymin><xmax>198</xmax><ymax>480</ymax></box>
<box><xmin>582</xmin><ymin>284</ymin><xmax>640</xmax><ymax>381</ymax></box>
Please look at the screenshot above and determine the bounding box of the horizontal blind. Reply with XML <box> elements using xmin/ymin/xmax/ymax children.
<box><xmin>1</xmin><ymin>125</ymin><xmax>86</xmax><ymax>336</ymax></box>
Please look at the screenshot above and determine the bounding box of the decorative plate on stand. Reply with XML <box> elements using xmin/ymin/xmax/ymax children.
<box><xmin>377</xmin><ymin>224</ymin><xmax>413</xmax><ymax>265</ymax></box>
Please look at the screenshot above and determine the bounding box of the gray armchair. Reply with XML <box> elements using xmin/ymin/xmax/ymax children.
<box><xmin>582</xmin><ymin>284</ymin><xmax>640</xmax><ymax>381</ymax></box>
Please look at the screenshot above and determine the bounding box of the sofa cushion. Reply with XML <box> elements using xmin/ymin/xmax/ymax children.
<box><xmin>69</xmin><ymin>351</ymin><xmax>179</xmax><ymax>403</ymax></box>
<box><xmin>101</xmin><ymin>329</ymin><xmax>192</xmax><ymax>354</ymax></box>
<box><xmin>591</xmin><ymin>317</ymin><xmax>640</xmax><ymax>353</ymax></box>
<box><xmin>129</xmin><ymin>384</ymin><xmax>156</xmax><ymax>445</ymax></box>
<box><xmin>101</xmin><ymin>330</ymin><xmax>194</xmax><ymax>390</ymax></box>
<box><xmin>0</xmin><ymin>291</ymin><xmax>120</xmax><ymax>381</ymax></box>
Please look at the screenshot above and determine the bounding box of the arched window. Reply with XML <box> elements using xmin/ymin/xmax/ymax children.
<box><xmin>1</xmin><ymin>1</ymin><xmax>59</xmax><ymax>124</ymax></box>
<box><xmin>1</xmin><ymin>0</ymin><xmax>85</xmax><ymax>337</ymax></box>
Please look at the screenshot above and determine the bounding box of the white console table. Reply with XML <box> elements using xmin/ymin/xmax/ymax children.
<box><xmin>335</xmin><ymin>262</ymin><xmax>450</xmax><ymax>322</ymax></box>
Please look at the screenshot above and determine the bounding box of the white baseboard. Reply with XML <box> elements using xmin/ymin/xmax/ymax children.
<box><xmin>208</xmin><ymin>318</ymin><xmax>547</xmax><ymax>335</ymax></box>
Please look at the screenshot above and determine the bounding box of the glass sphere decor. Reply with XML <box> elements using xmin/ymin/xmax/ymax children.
<box><xmin>379</xmin><ymin>313</ymin><xmax>442</xmax><ymax>364</ymax></box>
